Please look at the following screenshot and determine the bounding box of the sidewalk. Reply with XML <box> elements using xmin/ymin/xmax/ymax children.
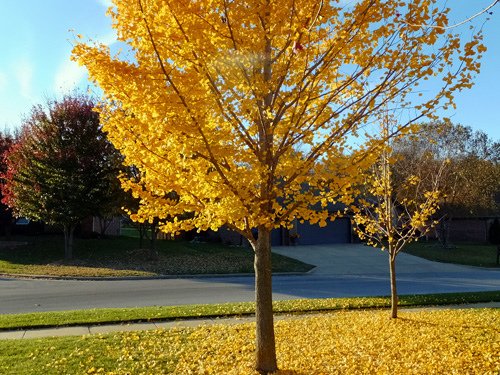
<box><xmin>0</xmin><ymin>317</ymin><xmax>246</xmax><ymax>340</ymax></box>
<box><xmin>1</xmin><ymin>302</ymin><xmax>498</xmax><ymax>340</ymax></box>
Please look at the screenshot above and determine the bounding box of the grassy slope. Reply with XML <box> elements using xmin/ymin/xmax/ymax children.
<box><xmin>0</xmin><ymin>234</ymin><xmax>313</xmax><ymax>277</ymax></box>
<box><xmin>0</xmin><ymin>291</ymin><xmax>498</xmax><ymax>330</ymax></box>
<box><xmin>405</xmin><ymin>241</ymin><xmax>500</xmax><ymax>267</ymax></box>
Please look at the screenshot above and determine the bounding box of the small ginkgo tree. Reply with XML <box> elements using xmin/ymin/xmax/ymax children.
<box><xmin>354</xmin><ymin>117</ymin><xmax>445</xmax><ymax>319</ymax></box>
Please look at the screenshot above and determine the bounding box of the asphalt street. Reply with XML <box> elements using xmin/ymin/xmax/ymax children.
<box><xmin>1</xmin><ymin>271</ymin><xmax>499</xmax><ymax>314</ymax></box>
<box><xmin>1</xmin><ymin>245</ymin><xmax>499</xmax><ymax>314</ymax></box>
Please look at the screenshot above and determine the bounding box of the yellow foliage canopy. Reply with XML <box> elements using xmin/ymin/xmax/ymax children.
<box><xmin>73</xmin><ymin>0</ymin><xmax>484</xmax><ymax>237</ymax></box>
<box><xmin>354</xmin><ymin>118</ymin><xmax>444</xmax><ymax>255</ymax></box>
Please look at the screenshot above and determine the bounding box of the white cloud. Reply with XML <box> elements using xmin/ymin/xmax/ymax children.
<box><xmin>14</xmin><ymin>60</ymin><xmax>34</xmax><ymax>100</ymax></box>
<box><xmin>52</xmin><ymin>27</ymin><xmax>117</xmax><ymax>94</ymax></box>
<box><xmin>53</xmin><ymin>58</ymin><xmax>87</xmax><ymax>93</ymax></box>
<box><xmin>99</xmin><ymin>29</ymin><xmax>118</xmax><ymax>46</ymax></box>
<box><xmin>97</xmin><ymin>0</ymin><xmax>113</xmax><ymax>8</ymax></box>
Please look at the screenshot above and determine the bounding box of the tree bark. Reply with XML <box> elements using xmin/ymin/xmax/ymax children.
<box><xmin>63</xmin><ymin>224</ymin><xmax>75</xmax><ymax>260</ymax></box>
<box><xmin>439</xmin><ymin>216</ymin><xmax>452</xmax><ymax>248</ymax></box>
<box><xmin>139</xmin><ymin>223</ymin><xmax>145</xmax><ymax>249</ymax></box>
<box><xmin>253</xmin><ymin>227</ymin><xmax>277</xmax><ymax>374</ymax></box>
<box><xmin>149</xmin><ymin>221</ymin><xmax>158</xmax><ymax>259</ymax></box>
<box><xmin>5</xmin><ymin>221</ymin><xmax>12</xmax><ymax>241</ymax></box>
<box><xmin>389</xmin><ymin>253</ymin><xmax>398</xmax><ymax>318</ymax></box>
<box><xmin>496</xmin><ymin>245</ymin><xmax>499</xmax><ymax>266</ymax></box>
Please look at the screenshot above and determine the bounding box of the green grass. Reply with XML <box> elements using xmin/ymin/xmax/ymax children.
<box><xmin>405</xmin><ymin>241</ymin><xmax>500</xmax><ymax>267</ymax></box>
<box><xmin>0</xmin><ymin>234</ymin><xmax>313</xmax><ymax>277</ymax></box>
<box><xmin>0</xmin><ymin>291</ymin><xmax>498</xmax><ymax>331</ymax></box>
<box><xmin>0</xmin><ymin>334</ymin><xmax>124</xmax><ymax>375</ymax></box>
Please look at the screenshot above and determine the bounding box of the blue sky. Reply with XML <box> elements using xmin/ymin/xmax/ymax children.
<box><xmin>0</xmin><ymin>0</ymin><xmax>498</xmax><ymax>140</ymax></box>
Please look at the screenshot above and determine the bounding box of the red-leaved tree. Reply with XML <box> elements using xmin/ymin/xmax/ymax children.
<box><xmin>0</xmin><ymin>131</ymin><xmax>15</xmax><ymax>237</ymax></box>
<box><xmin>2</xmin><ymin>94</ymin><xmax>124</xmax><ymax>259</ymax></box>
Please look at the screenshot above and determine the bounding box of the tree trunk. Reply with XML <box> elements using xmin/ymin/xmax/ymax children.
<box><xmin>253</xmin><ymin>227</ymin><xmax>277</xmax><ymax>374</ymax></box>
<box><xmin>149</xmin><ymin>222</ymin><xmax>158</xmax><ymax>259</ymax></box>
<box><xmin>389</xmin><ymin>254</ymin><xmax>398</xmax><ymax>318</ymax></box>
<box><xmin>63</xmin><ymin>224</ymin><xmax>75</xmax><ymax>260</ymax></box>
<box><xmin>439</xmin><ymin>217</ymin><xmax>451</xmax><ymax>248</ymax></box>
<box><xmin>139</xmin><ymin>223</ymin><xmax>144</xmax><ymax>248</ymax></box>
<box><xmin>5</xmin><ymin>221</ymin><xmax>12</xmax><ymax>241</ymax></box>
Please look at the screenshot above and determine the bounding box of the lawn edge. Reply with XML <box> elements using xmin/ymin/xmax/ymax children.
<box><xmin>0</xmin><ymin>270</ymin><xmax>313</xmax><ymax>281</ymax></box>
<box><xmin>1</xmin><ymin>291</ymin><xmax>499</xmax><ymax>331</ymax></box>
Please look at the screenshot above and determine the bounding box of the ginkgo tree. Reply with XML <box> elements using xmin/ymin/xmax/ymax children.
<box><xmin>73</xmin><ymin>0</ymin><xmax>487</xmax><ymax>372</ymax></box>
<box><xmin>354</xmin><ymin>115</ymin><xmax>445</xmax><ymax>319</ymax></box>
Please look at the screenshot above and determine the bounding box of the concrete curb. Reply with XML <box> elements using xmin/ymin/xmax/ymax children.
<box><xmin>1</xmin><ymin>302</ymin><xmax>498</xmax><ymax>340</ymax></box>
<box><xmin>0</xmin><ymin>269</ymin><xmax>314</xmax><ymax>281</ymax></box>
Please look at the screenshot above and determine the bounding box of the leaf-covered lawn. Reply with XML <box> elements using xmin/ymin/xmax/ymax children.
<box><xmin>0</xmin><ymin>235</ymin><xmax>313</xmax><ymax>277</ymax></box>
<box><xmin>1</xmin><ymin>309</ymin><xmax>498</xmax><ymax>374</ymax></box>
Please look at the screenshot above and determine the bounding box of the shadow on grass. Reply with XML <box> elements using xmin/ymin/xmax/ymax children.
<box><xmin>0</xmin><ymin>234</ymin><xmax>313</xmax><ymax>276</ymax></box>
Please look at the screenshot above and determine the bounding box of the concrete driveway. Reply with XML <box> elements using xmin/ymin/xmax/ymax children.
<box><xmin>272</xmin><ymin>244</ymin><xmax>489</xmax><ymax>275</ymax></box>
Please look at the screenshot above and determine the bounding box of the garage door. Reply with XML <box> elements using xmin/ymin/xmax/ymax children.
<box><xmin>296</xmin><ymin>218</ymin><xmax>351</xmax><ymax>245</ymax></box>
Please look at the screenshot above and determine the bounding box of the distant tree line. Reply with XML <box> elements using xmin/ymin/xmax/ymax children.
<box><xmin>391</xmin><ymin>120</ymin><xmax>500</xmax><ymax>246</ymax></box>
